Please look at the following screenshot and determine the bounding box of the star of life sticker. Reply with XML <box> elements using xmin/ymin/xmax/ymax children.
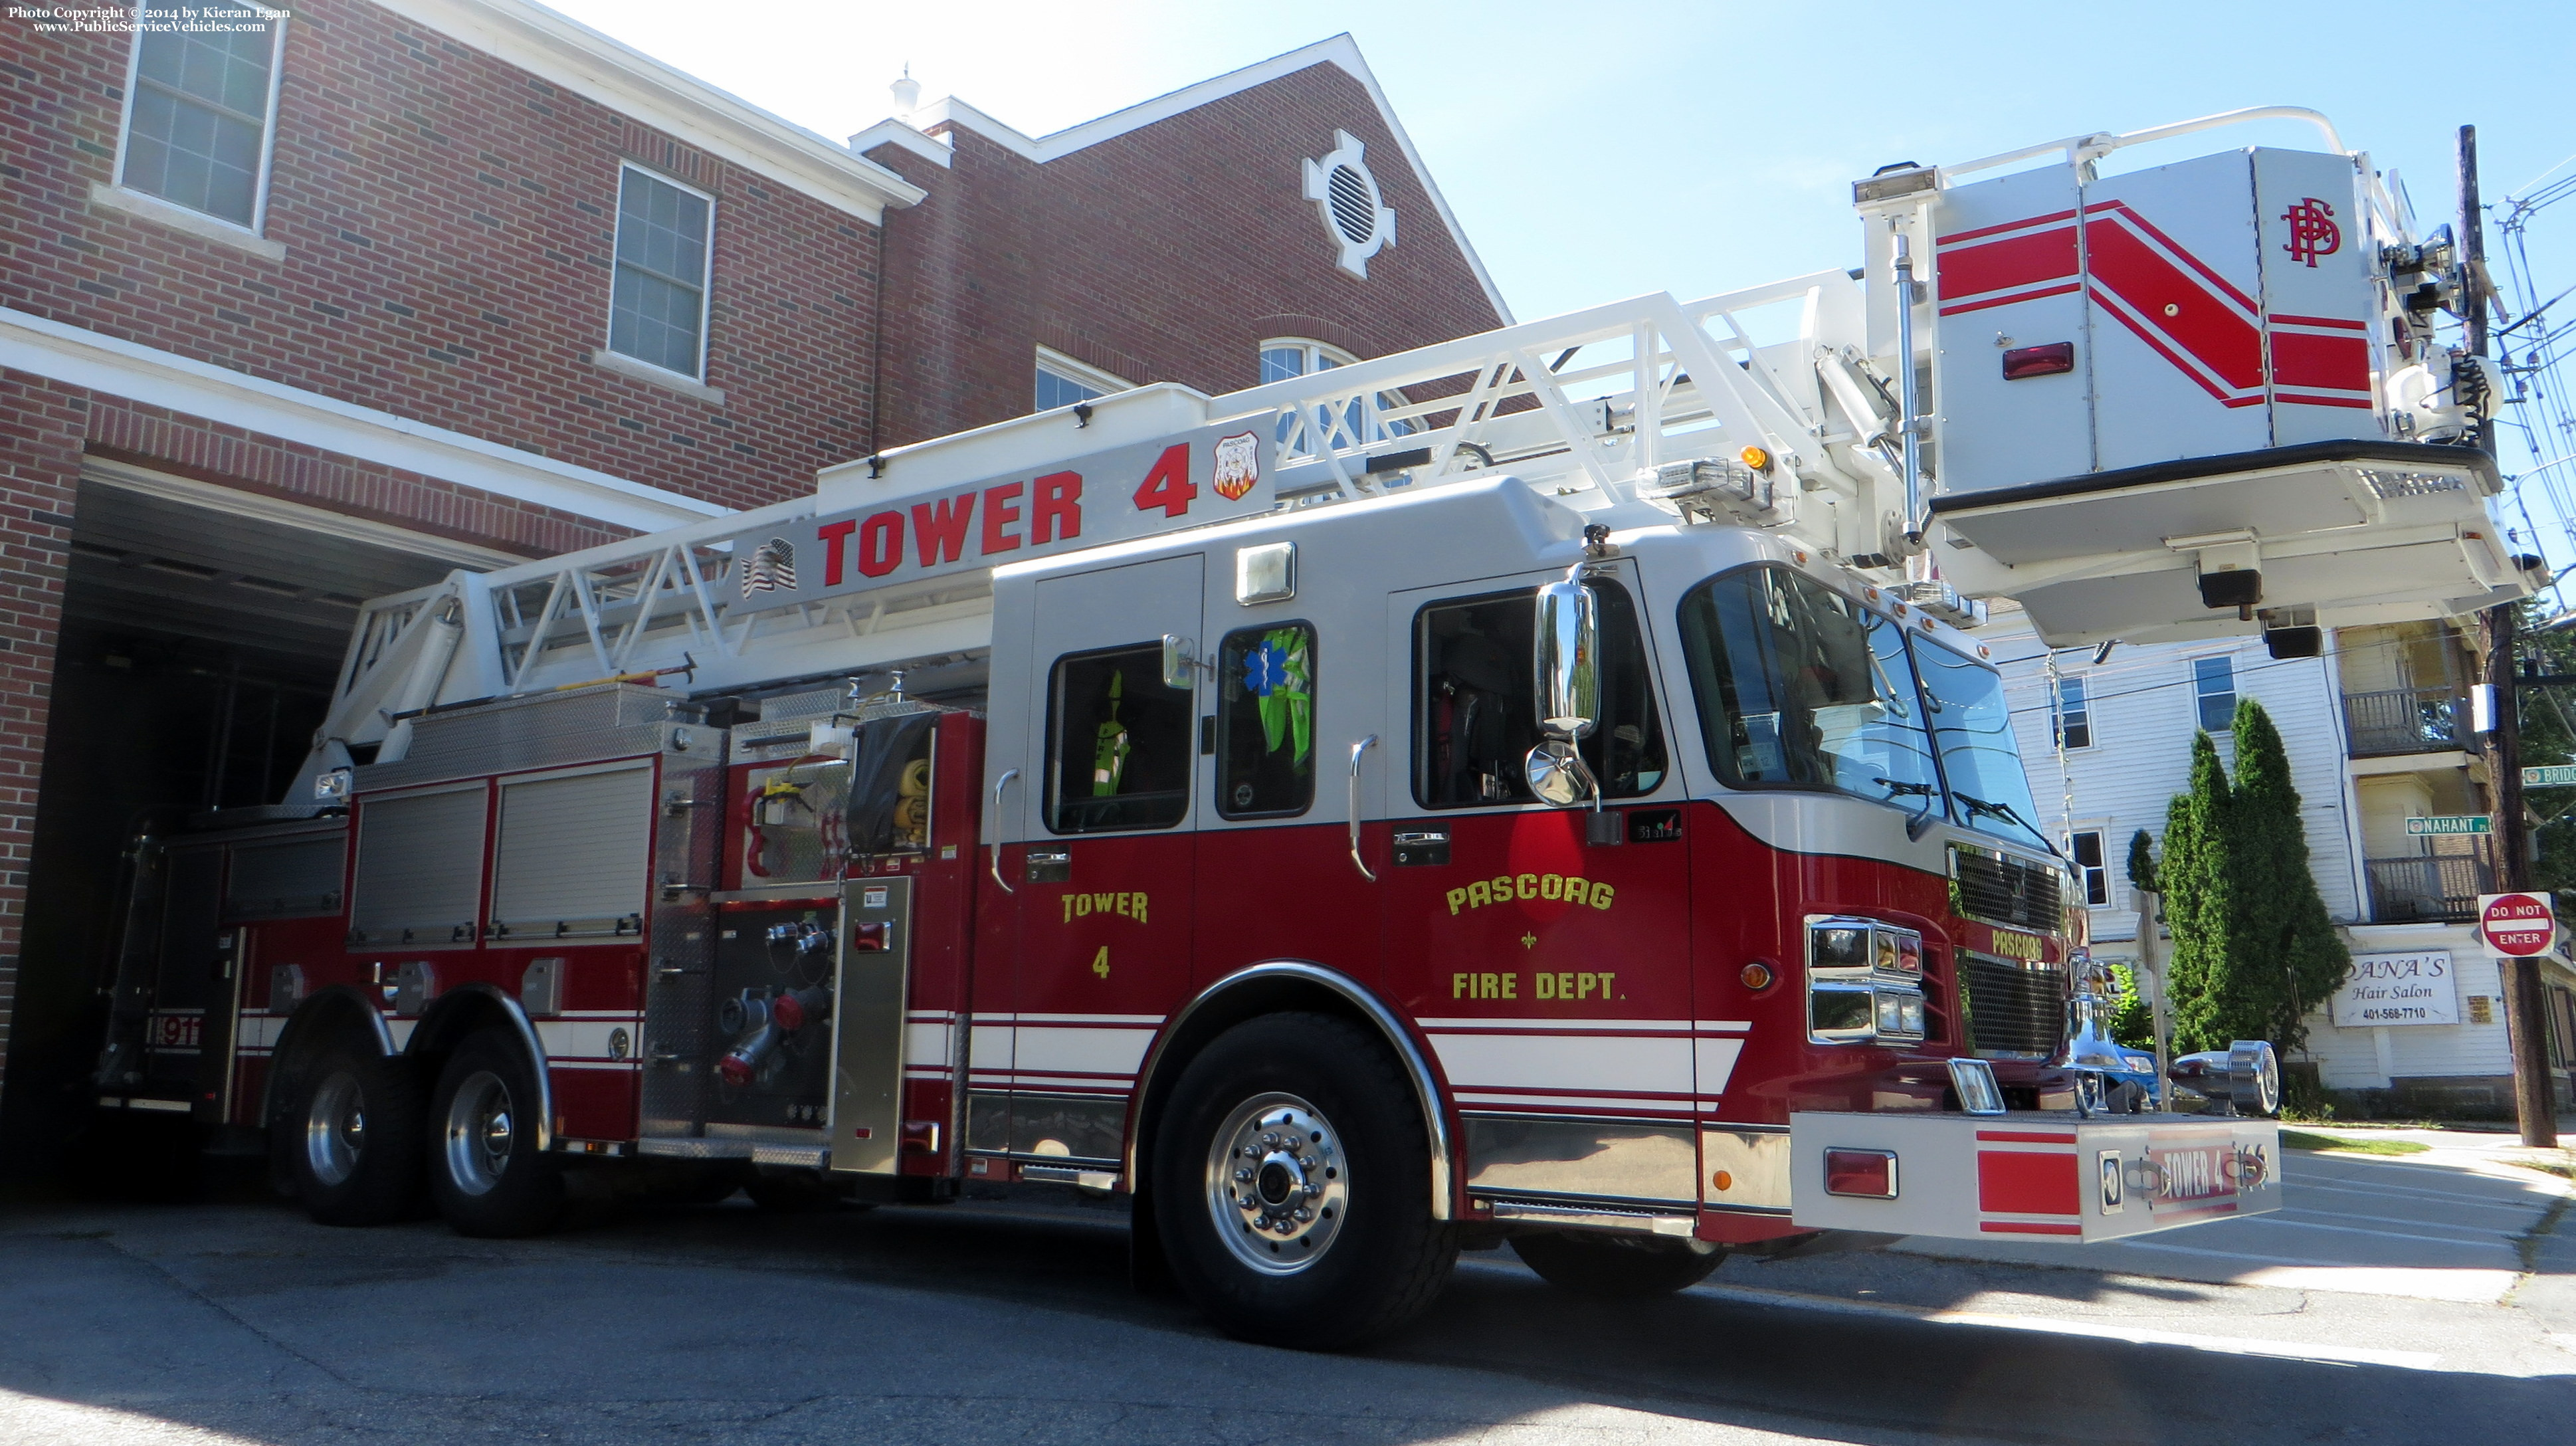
<box><xmin>1301</xmin><ymin>130</ymin><xmax>1396</xmax><ymax>279</ymax></box>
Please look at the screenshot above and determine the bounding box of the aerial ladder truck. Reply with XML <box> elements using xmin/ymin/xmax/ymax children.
<box><xmin>92</xmin><ymin>108</ymin><xmax>2526</xmax><ymax>1348</ymax></box>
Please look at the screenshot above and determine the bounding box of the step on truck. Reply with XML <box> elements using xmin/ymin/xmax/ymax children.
<box><xmin>91</xmin><ymin>109</ymin><xmax>2523</xmax><ymax>1348</ymax></box>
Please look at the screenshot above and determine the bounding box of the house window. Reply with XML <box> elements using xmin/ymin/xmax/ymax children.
<box><xmin>1034</xmin><ymin>348</ymin><xmax>1129</xmax><ymax>414</ymax></box>
<box><xmin>1261</xmin><ymin>338</ymin><xmax>1413</xmax><ymax>453</ymax></box>
<box><xmin>2068</xmin><ymin>829</ymin><xmax>2110</xmax><ymax>906</ymax></box>
<box><xmin>117</xmin><ymin>7</ymin><xmax>288</xmax><ymax>229</ymax></box>
<box><xmin>609</xmin><ymin>166</ymin><xmax>714</xmax><ymax>379</ymax></box>
<box><xmin>2193</xmin><ymin>655</ymin><xmax>2237</xmax><ymax>733</ymax></box>
<box><xmin>2052</xmin><ymin>674</ymin><xmax>2093</xmax><ymax>750</ymax></box>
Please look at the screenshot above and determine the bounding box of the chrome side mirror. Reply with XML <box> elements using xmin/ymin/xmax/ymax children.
<box><xmin>1524</xmin><ymin>738</ymin><xmax>1594</xmax><ymax>806</ymax></box>
<box><xmin>1532</xmin><ymin>578</ymin><xmax>1599</xmax><ymax>740</ymax></box>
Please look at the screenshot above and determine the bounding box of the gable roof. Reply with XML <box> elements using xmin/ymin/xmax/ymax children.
<box><xmin>846</xmin><ymin>35</ymin><xmax>1512</xmax><ymax>324</ymax></box>
<box><xmin>377</xmin><ymin>0</ymin><xmax>926</xmax><ymax>222</ymax></box>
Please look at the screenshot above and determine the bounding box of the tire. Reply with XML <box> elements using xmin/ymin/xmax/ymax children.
<box><xmin>425</xmin><ymin>1031</ymin><xmax>563</xmax><ymax>1237</ymax></box>
<box><xmin>278</xmin><ymin>1045</ymin><xmax>424</xmax><ymax>1226</ymax></box>
<box><xmin>1509</xmin><ymin>1231</ymin><xmax>1723</xmax><ymax>1298</ymax></box>
<box><xmin>1151</xmin><ymin>1011</ymin><xmax>1457</xmax><ymax>1350</ymax></box>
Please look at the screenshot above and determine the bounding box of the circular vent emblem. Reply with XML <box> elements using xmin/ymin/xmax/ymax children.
<box><xmin>1301</xmin><ymin>130</ymin><xmax>1395</xmax><ymax>278</ymax></box>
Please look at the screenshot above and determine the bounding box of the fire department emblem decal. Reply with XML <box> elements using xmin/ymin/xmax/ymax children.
<box><xmin>2280</xmin><ymin>197</ymin><xmax>2341</xmax><ymax>267</ymax></box>
<box><xmin>741</xmin><ymin>537</ymin><xmax>797</xmax><ymax>597</ymax></box>
<box><xmin>1212</xmin><ymin>431</ymin><xmax>1261</xmax><ymax>502</ymax></box>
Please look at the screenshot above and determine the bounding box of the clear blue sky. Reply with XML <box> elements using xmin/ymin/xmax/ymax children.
<box><xmin>554</xmin><ymin>0</ymin><xmax>2576</xmax><ymax>564</ymax></box>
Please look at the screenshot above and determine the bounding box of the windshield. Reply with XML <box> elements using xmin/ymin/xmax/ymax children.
<box><xmin>1910</xmin><ymin>635</ymin><xmax>2050</xmax><ymax>851</ymax></box>
<box><xmin>1676</xmin><ymin>566</ymin><xmax>1942</xmax><ymax>811</ymax></box>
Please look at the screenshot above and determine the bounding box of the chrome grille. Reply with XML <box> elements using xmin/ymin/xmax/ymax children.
<box><xmin>1959</xmin><ymin>953</ymin><xmax>2064</xmax><ymax>1057</ymax></box>
<box><xmin>1949</xmin><ymin>844</ymin><xmax>2062</xmax><ymax>932</ymax></box>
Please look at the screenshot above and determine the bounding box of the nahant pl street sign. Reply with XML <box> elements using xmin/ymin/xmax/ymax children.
<box><xmin>2405</xmin><ymin>815</ymin><xmax>2492</xmax><ymax>836</ymax></box>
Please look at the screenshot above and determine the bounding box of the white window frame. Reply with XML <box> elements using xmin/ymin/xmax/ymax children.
<box><xmin>2065</xmin><ymin>825</ymin><xmax>2113</xmax><ymax>908</ymax></box>
<box><xmin>1034</xmin><ymin>346</ymin><xmax>1130</xmax><ymax>411</ymax></box>
<box><xmin>112</xmin><ymin>3</ymin><xmax>290</xmax><ymax>237</ymax></box>
<box><xmin>1260</xmin><ymin>337</ymin><xmax>1413</xmax><ymax>454</ymax></box>
<box><xmin>2051</xmin><ymin>672</ymin><xmax>2094</xmax><ymax>752</ymax></box>
<box><xmin>2189</xmin><ymin>653</ymin><xmax>2238</xmax><ymax>735</ymax></box>
<box><xmin>605</xmin><ymin>162</ymin><xmax>718</xmax><ymax>383</ymax></box>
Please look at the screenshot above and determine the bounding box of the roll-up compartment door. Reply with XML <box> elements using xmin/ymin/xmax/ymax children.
<box><xmin>351</xmin><ymin>785</ymin><xmax>488</xmax><ymax>946</ymax></box>
<box><xmin>489</xmin><ymin>763</ymin><xmax>653</xmax><ymax>939</ymax></box>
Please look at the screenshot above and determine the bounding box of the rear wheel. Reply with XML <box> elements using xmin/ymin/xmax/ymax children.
<box><xmin>280</xmin><ymin>1045</ymin><xmax>423</xmax><ymax>1226</ymax></box>
<box><xmin>1151</xmin><ymin>1012</ymin><xmax>1456</xmax><ymax>1350</ymax></box>
<box><xmin>1510</xmin><ymin>1231</ymin><xmax>1722</xmax><ymax>1298</ymax></box>
<box><xmin>427</xmin><ymin>1031</ymin><xmax>563</xmax><ymax>1237</ymax></box>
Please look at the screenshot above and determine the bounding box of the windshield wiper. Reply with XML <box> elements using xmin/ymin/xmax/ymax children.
<box><xmin>1954</xmin><ymin>793</ymin><xmax>2064</xmax><ymax>860</ymax></box>
<box><xmin>1876</xmin><ymin>778</ymin><xmax>1941</xmax><ymax>841</ymax></box>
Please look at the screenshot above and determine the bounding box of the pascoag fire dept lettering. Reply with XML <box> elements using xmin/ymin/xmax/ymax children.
<box><xmin>1445</xmin><ymin>872</ymin><xmax>1616</xmax><ymax>915</ymax></box>
<box><xmin>1451</xmin><ymin>970</ymin><xmax>1617</xmax><ymax>1000</ymax></box>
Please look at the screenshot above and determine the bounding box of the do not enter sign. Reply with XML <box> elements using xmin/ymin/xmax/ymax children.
<box><xmin>2478</xmin><ymin>892</ymin><xmax>2559</xmax><ymax>957</ymax></box>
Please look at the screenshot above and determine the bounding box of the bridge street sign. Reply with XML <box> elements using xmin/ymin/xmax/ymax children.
<box><xmin>2405</xmin><ymin>815</ymin><xmax>2492</xmax><ymax>836</ymax></box>
<box><xmin>2524</xmin><ymin>765</ymin><xmax>2576</xmax><ymax>787</ymax></box>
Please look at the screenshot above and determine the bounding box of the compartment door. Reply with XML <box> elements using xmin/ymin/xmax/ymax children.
<box><xmin>831</xmin><ymin>876</ymin><xmax>912</xmax><ymax>1174</ymax></box>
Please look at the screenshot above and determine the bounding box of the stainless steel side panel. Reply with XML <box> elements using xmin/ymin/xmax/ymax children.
<box><xmin>1462</xmin><ymin>1116</ymin><xmax>1697</xmax><ymax>1205</ymax></box>
<box><xmin>1701</xmin><ymin>1126</ymin><xmax>1793</xmax><ymax>1211</ymax></box>
<box><xmin>829</xmin><ymin>877</ymin><xmax>911</xmax><ymax>1175</ymax></box>
<box><xmin>640</xmin><ymin>744</ymin><xmax>727</xmax><ymax>1138</ymax></box>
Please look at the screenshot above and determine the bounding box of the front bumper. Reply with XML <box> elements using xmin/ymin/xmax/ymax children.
<box><xmin>1789</xmin><ymin>1110</ymin><xmax>2279</xmax><ymax>1243</ymax></box>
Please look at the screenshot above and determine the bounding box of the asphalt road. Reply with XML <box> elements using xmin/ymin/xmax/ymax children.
<box><xmin>1</xmin><ymin>1146</ymin><xmax>2570</xmax><ymax>1446</ymax></box>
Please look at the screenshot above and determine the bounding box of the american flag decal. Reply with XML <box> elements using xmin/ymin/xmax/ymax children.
<box><xmin>741</xmin><ymin>537</ymin><xmax>796</xmax><ymax>597</ymax></box>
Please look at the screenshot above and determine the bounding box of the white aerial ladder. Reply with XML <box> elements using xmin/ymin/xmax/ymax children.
<box><xmin>300</xmin><ymin>107</ymin><xmax>2527</xmax><ymax>798</ymax></box>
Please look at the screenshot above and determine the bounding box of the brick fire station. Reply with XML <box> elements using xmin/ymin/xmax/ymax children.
<box><xmin>0</xmin><ymin>0</ymin><xmax>1508</xmax><ymax>1141</ymax></box>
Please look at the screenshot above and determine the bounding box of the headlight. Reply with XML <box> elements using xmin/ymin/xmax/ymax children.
<box><xmin>1812</xmin><ymin>925</ymin><xmax>1871</xmax><ymax>970</ymax></box>
<box><xmin>1805</xmin><ymin>916</ymin><xmax>1930</xmax><ymax>1045</ymax></box>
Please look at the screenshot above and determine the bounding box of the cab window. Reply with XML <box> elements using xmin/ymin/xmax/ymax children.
<box><xmin>1216</xmin><ymin>623</ymin><xmax>1317</xmax><ymax>819</ymax></box>
<box><xmin>1413</xmin><ymin>581</ymin><xmax>1666</xmax><ymax>809</ymax></box>
<box><xmin>1676</xmin><ymin>564</ymin><xmax>1941</xmax><ymax>809</ymax></box>
<box><xmin>1044</xmin><ymin>643</ymin><xmax>1192</xmax><ymax>833</ymax></box>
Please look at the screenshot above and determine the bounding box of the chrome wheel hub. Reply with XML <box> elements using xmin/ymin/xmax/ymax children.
<box><xmin>304</xmin><ymin>1071</ymin><xmax>365</xmax><ymax>1188</ymax></box>
<box><xmin>1205</xmin><ymin>1092</ymin><xmax>1347</xmax><ymax>1276</ymax></box>
<box><xmin>443</xmin><ymin>1069</ymin><xmax>514</xmax><ymax>1197</ymax></box>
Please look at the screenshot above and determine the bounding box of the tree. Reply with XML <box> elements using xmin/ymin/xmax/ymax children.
<box><xmin>2125</xmin><ymin>829</ymin><xmax>2157</xmax><ymax>894</ymax></box>
<box><xmin>2157</xmin><ymin>700</ymin><xmax>2352</xmax><ymax>1055</ymax></box>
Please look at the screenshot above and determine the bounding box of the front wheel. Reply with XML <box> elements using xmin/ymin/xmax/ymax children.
<box><xmin>427</xmin><ymin>1031</ymin><xmax>563</xmax><ymax>1237</ymax></box>
<box><xmin>1151</xmin><ymin>1012</ymin><xmax>1456</xmax><ymax>1350</ymax></box>
<box><xmin>1510</xmin><ymin>1231</ymin><xmax>1723</xmax><ymax>1298</ymax></box>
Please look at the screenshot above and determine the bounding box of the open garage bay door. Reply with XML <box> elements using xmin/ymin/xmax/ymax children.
<box><xmin>0</xmin><ymin>464</ymin><xmax>519</xmax><ymax>1158</ymax></box>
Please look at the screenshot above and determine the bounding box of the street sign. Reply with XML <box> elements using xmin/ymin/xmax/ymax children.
<box><xmin>2525</xmin><ymin>765</ymin><xmax>2576</xmax><ymax>787</ymax></box>
<box><xmin>2406</xmin><ymin>815</ymin><xmax>2492</xmax><ymax>836</ymax></box>
<box><xmin>2479</xmin><ymin>892</ymin><xmax>2558</xmax><ymax>958</ymax></box>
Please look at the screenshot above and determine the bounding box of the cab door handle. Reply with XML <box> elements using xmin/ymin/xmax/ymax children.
<box><xmin>989</xmin><ymin>768</ymin><xmax>1021</xmax><ymax>895</ymax></box>
<box><xmin>1347</xmin><ymin>735</ymin><xmax>1378</xmax><ymax>882</ymax></box>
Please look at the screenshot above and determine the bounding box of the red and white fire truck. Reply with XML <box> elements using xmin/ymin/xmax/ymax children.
<box><xmin>92</xmin><ymin>109</ymin><xmax>2524</xmax><ymax>1347</ymax></box>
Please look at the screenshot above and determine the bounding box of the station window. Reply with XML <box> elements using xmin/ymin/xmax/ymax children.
<box><xmin>1261</xmin><ymin>338</ymin><xmax>1413</xmax><ymax>451</ymax></box>
<box><xmin>118</xmin><ymin>9</ymin><xmax>288</xmax><ymax>229</ymax></box>
<box><xmin>1044</xmin><ymin>642</ymin><xmax>1193</xmax><ymax>834</ymax></box>
<box><xmin>2068</xmin><ymin>829</ymin><xmax>2110</xmax><ymax>906</ymax></box>
<box><xmin>1035</xmin><ymin>348</ymin><xmax>1128</xmax><ymax>413</ymax></box>
<box><xmin>608</xmin><ymin>165</ymin><xmax>715</xmax><ymax>379</ymax></box>
<box><xmin>2053</xmin><ymin>674</ymin><xmax>2093</xmax><ymax>750</ymax></box>
<box><xmin>1215</xmin><ymin>623</ymin><xmax>1317</xmax><ymax>819</ymax></box>
<box><xmin>2193</xmin><ymin>655</ymin><xmax>2237</xmax><ymax>733</ymax></box>
<box><xmin>1413</xmin><ymin>581</ymin><xmax>1664</xmax><ymax>809</ymax></box>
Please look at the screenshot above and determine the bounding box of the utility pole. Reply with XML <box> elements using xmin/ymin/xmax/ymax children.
<box><xmin>2464</xmin><ymin>124</ymin><xmax>2559</xmax><ymax>1149</ymax></box>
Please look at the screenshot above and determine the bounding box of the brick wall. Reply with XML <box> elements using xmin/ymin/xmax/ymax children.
<box><xmin>0</xmin><ymin>370</ymin><xmax>88</xmax><ymax>1086</ymax></box>
<box><xmin>866</xmin><ymin>62</ymin><xmax>1505</xmax><ymax>448</ymax></box>
<box><xmin>1</xmin><ymin>0</ymin><xmax>884</xmax><ymax>517</ymax></box>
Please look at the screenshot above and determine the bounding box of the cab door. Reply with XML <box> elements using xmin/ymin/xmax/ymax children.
<box><xmin>1378</xmin><ymin>566</ymin><xmax>1704</xmax><ymax>1204</ymax></box>
<box><xmin>994</xmin><ymin>554</ymin><xmax>1203</xmax><ymax>1167</ymax></box>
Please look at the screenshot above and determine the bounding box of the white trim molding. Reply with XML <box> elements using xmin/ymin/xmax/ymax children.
<box><xmin>369</xmin><ymin>0</ymin><xmax>924</xmax><ymax>223</ymax></box>
<box><xmin>590</xmin><ymin>347</ymin><xmax>725</xmax><ymax>405</ymax></box>
<box><xmin>88</xmin><ymin>182</ymin><xmax>288</xmax><ymax>261</ymax></box>
<box><xmin>856</xmin><ymin>35</ymin><xmax>1510</xmax><ymax>322</ymax></box>
<box><xmin>0</xmin><ymin>305</ymin><xmax>727</xmax><ymax>533</ymax></box>
<box><xmin>83</xmin><ymin>456</ymin><xmax>534</xmax><ymax>570</ymax></box>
